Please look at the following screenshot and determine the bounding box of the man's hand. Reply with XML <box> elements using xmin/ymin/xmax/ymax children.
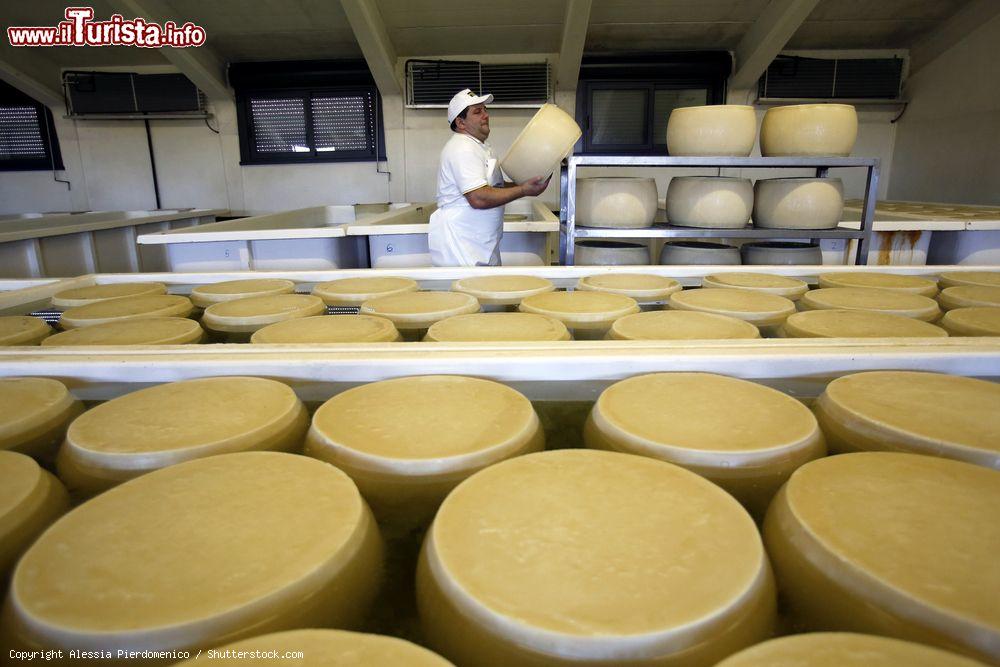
<box><xmin>519</xmin><ymin>175</ymin><xmax>551</xmax><ymax>197</ymax></box>
<box><xmin>465</xmin><ymin>174</ymin><xmax>552</xmax><ymax>209</ymax></box>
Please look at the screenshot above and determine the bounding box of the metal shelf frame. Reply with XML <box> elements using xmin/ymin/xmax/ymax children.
<box><xmin>559</xmin><ymin>155</ymin><xmax>880</xmax><ymax>265</ymax></box>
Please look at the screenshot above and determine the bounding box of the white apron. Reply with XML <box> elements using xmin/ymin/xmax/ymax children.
<box><xmin>429</xmin><ymin>158</ymin><xmax>504</xmax><ymax>267</ymax></box>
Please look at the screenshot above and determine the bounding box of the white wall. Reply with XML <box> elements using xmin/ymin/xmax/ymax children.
<box><xmin>888</xmin><ymin>13</ymin><xmax>1000</xmax><ymax>205</ymax></box>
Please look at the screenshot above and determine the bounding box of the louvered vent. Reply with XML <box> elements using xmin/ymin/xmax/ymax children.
<box><xmin>406</xmin><ymin>60</ymin><xmax>550</xmax><ymax>107</ymax></box>
<box><xmin>759</xmin><ymin>56</ymin><xmax>903</xmax><ymax>100</ymax></box>
<box><xmin>0</xmin><ymin>106</ymin><xmax>46</xmax><ymax>160</ymax></box>
<box><xmin>63</xmin><ymin>71</ymin><xmax>206</xmax><ymax>115</ymax></box>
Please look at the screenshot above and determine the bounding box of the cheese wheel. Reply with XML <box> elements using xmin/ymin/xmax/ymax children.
<box><xmin>519</xmin><ymin>290</ymin><xmax>639</xmax><ymax>331</ymax></box>
<box><xmin>0</xmin><ymin>316</ymin><xmax>52</xmax><ymax>346</ymax></box>
<box><xmin>417</xmin><ymin>449</ymin><xmax>775</xmax><ymax>666</ymax></box>
<box><xmin>752</xmin><ymin>177</ymin><xmax>844</xmax><ymax>230</ymax></box>
<box><xmin>425</xmin><ymin>313</ymin><xmax>570</xmax><ymax>342</ymax></box>
<box><xmin>175</xmin><ymin>629</ymin><xmax>454</xmax><ymax>666</ymax></box>
<box><xmin>57</xmin><ymin>377</ymin><xmax>309</xmax><ymax>497</ymax></box>
<box><xmin>938</xmin><ymin>271</ymin><xmax>1000</xmax><ymax>289</ymax></box>
<box><xmin>939</xmin><ymin>285</ymin><xmax>1000</xmax><ymax>311</ymax></box>
<box><xmin>576</xmin><ymin>273</ymin><xmax>682</xmax><ymax>301</ymax></box>
<box><xmin>782</xmin><ymin>310</ymin><xmax>948</xmax><ymax>338</ymax></box>
<box><xmin>716</xmin><ymin>632</ymin><xmax>987</xmax><ymax>667</ymax></box>
<box><xmin>58</xmin><ymin>295</ymin><xmax>194</xmax><ymax>330</ymax></box>
<box><xmin>42</xmin><ymin>317</ymin><xmax>203</xmax><ymax>346</ymax></box>
<box><xmin>760</xmin><ymin>104</ymin><xmax>858</xmax><ymax>157</ymax></box>
<box><xmin>940</xmin><ymin>307</ymin><xmax>1000</xmax><ymax>337</ymax></box>
<box><xmin>360</xmin><ymin>291</ymin><xmax>480</xmax><ymax>330</ymax></box>
<box><xmin>584</xmin><ymin>373</ymin><xmax>824</xmax><ymax>518</ymax></box>
<box><xmin>189</xmin><ymin>279</ymin><xmax>295</xmax><ymax>308</ymax></box>
<box><xmin>305</xmin><ymin>376</ymin><xmax>543</xmax><ymax>526</ymax></box>
<box><xmin>702</xmin><ymin>272</ymin><xmax>809</xmax><ymax>300</ymax></box>
<box><xmin>0</xmin><ymin>378</ymin><xmax>83</xmax><ymax>462</ymax></box>
<box><xmin>665</xmin><ymin>176</ymin><xmax>754</xmax><ymax>229</ymax></box>
<box><xmin>0</xmin><ymin>451</ymin><xmax>69</xmax><ymax>586</ymax></box>
<box><xmin>818</xmin><ymin>273</ymin><xmax>939</xmax><ymax>297</ymax></box>
<box><xmin>5</xmin><ymin>452</ymin><xmax>383</xmax><ymax>656</ymax></box>
<box><xmin>763</xmin><ymin>452</ymin><xmax>1000</xmax><ymax>663</ymax></box>
<box><xmin>665</xmin><ymin>104</ymin><xmax>757</xmax><ymax>157</ymax></box>
<box><xmin>51</xmin><ymin>282</ymin><xmax>167</xmax><ymax>308</ymax></box>
<box><xmin>202</xmin><ymin>294</ymin><xmax>326</xmax><ymax>334</ymax></box>
<box><xmin>609</xmin><ymin>310</ymin><xmax>761</xmax><ymax>340</ymax></box>
<box><xmin>575</xmin><ymin>177</ymin><xmax>658</xmax><ymax>228</ymax></box>
<box><xmin>814</xmin><ymin>371</ymin><xmax>1000</xmax><ymax>469</ymax></box>
<box><xmin>251</xmin><ymin>315</ymin><xmax>401</xmax><ymax>343</ymax></box>
<box><xmin>574</xmin><ymin>240</ymin><xmax>650</xmax><ymax>266</ymax></box>
<box><xmin>500</xmin><ymin>103</ymin><xmax>582</xmax><ymax>184</ymax></box>
<box><xmin>741</xmin><ymin>241</ymin><xmax>822</xmax><ymax>265</ymax></box>
<box><xmin>669</xmin><ymin>288</ymin><xmax>796</xmax><ymax>328</ymax></box>
<box><xmin>800</xmin><ymin>288</ymin><xmax>941</xmax><ymax>321</ymax></box>
<box><xmin>313</xmin><ymin>277</ymin><xmax>419</xmax><ymax>307</ymax></box>
<box><xmin>659</xmin><ymin>240</ymin><xmax>741</xmax><ymax>265</ymax></box>
<box><xmin>451</xmin><ymin>275</ymin><xmax>555</xmax><ymax>305</ymax></box>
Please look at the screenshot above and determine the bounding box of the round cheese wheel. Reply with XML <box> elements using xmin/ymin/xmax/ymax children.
<box><xmin>360</xmin><ymin>291</ymin><xmax>480</xmax><ymax>330</ymax></box>
<box><xmin>940</xmin><ymin>307</ymin><xmax>1000</xmax><ymax>337</ymax></box>
<box><xmin>938</xmin><ymin>271</ymin><xmax>1000</xmax><ymax>290</ymax></box>
<box><xmin>574</xmin><ymin>240</ymin><xmax>650</xmax><ymax>266</ymax></box>
<box><xmin>585</xmin><ymin>373</ymin><xmax>824</xmax><ymax>518</ymax></box>
<box><xmin>576</xmin><ymin>273</ymin><xmax>681</xmax><ymax>301</ymax></box>
<box><xmin>782</xmin><ymin>310</ymin><xmax>948</xmax><ymax>338</ymax></box>
<box><xmin>174</xmin><ymin>629</ymin><xmax>454</xmax><ymax>666</ymax></box>
<box><xmin>609</xmin><ymin>310</ymin><xmax>761</xmax><ymax>340</ymax></box>
<box><xmin>500</xmin><ymin>104</ymin><xmax>582</xmax><ymax>184</ymax></box>
<box><xmin>42</xmin><ymin>317</ymin><xmax>203</xmax><ymax>346</ymax></box>
<box><xmin>818</xmin><ymin>273</ymin><xmax>939</xmax><ymax>297</ymax></box>
<box><xmin>763</xmin><ymin>452</ymin><xmax>1000</xmax><ymax>663</ymax></box>
<box><xmin>659</xmin><ymin>240</ymin><xmax>741</xmax><ymax>265</ymax></box>
<box><xmin>741</xmin><ymin>241</ymin><xmax>822</xmax><ymax>265</ymax></box>
<box><xmin>519</xmin><ymin>291</ymin><xmax>640</xmax><ymax>330</ymax></box>
<box><xmin>702</xmin><ymin>272</ymin><xmax>809</xmax><ymax>300</ymax></box>
<box><xmin>202</xmin><ymin>294</ymin><xmax>326</xmax><ymax>334</ymax></box>
<box><xmin>417</xmin><ymin>449</ymin><xmax>775</xmax><ymax>667</ymax></box>
<box><xmin>669</xmin><ymin>288</ymin><xmax>796</xmax><ymax>328</ymax></box>
<box><xmin>451</xmin><ymin>275</ymin><xmax>554</xmax><ymax>305</ymax></box>
<box><xmin>425</xmin><ymin>313</ymin><xmax>570</xmax><ymax>342</ymax></box>
<box><xmin>666</xmin><ymin>176</ymin><xmax>754</xmax><ymax>228</ymax></box>
<box><xmin>716</xmin><ymin>632</ymin><xmax>986</xmax><ymax>667</ymax></box>
<box><xmin>305</xmin><ymin>376</ymin><xmax>543</xmax><ymax>527</ymax></box>
<box><xmin>800</xmin><ymin>288</ymin><xmax>941</xmax><ymax>321</ymax></box>
<box><xmin>57</xmin><ymin>377</ymin><xmax>309</xmax><ymax>497</ymax></box>
<box><xmin>313</xmin><ymin>277</ymin><xmax>418</xmax><ymax>307</ymax></box>
<box><xmin>0</xmin><ymin>451</ymin><xmax>69</xmax><ymax>584</ymax></box>
<box><xmin>0</xmin><ymin>316</ymin><xmax>52</xmax><ymax>346</ymax></box>
<box><xmin>575</xmin><ymin>177</ymin><xmax>658</xmax><ymax>228</ymax></box>
<box><xmin>0</xmin><ymin>378</ymin><xmax>83</xmax><ymax>462</ymax></box>
<box><xmin>58</xmin><ymin>295</ymin><xmax>194</xmax><ymax>330</ymax></box>
<box><xmin>51</xmin><ymin>282</ymin><xmax>167</xmax><ymax>308</ymax></box>
<box><xmin>760</xmin><ymin>104</ymin><xmax>858</xmax><ymax>157</ymax></box>
<box><xmin>753</xmin><ymin>177</ymin><xmax>844</xmax><ymax>230</ymax></box>
<box><xmin>665</xmin><ymin>104</ymin><xmax>757</xmax><ymax>157</ymax></box>
<box><xmin>190</xmin><ymin>279</ymin><xmax>295</xmax><ymax>308</ymax></box>
<box><xmin>939</xmin><ymin>285</ymin><xmax>1000</xmax><ymax>311</ymax></box>
<box><xmin>814</xmin><ymin>371</ymin><xmax>1000</xmax><ymax>469</ymax></box>
<box><xmin>6</xmin><ymin>452</ymin><xmax>383</xmax><ymax>654</ymax></box>
<box><xmin>251</xmin><ymin>315</ymin><xmax>401</xmax><ymax>343</ymax></box>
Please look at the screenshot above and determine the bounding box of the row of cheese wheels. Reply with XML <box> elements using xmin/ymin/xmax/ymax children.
<box><xmin>1</xmin><ymin>369</ymin><xmax>997</xmax><ymax>664</ymax></box>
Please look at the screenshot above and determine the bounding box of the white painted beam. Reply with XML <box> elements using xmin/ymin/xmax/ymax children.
<box><xmin>0</xmin><ymin>44</ymin><xmax>64</xmax><ymax>108</ymax></box>
<box><xmin>730</xmin><ymin>0</ymin><xmax>820</xmax><ymax>91</ymax></box>
<box><xmin>106</xmin><ymin>0</ymin><xmax>231</xmax><ymax>101</ymax></box>
<box><xmin>555</xmin><ymin>0</ymin><xmax>592</xmax><ymax>92</ymax></box>
<box><xmin>909</xmin><ymin>0</ymin><xmax>1000</xmax><ymax>77</ymax></box>
<box><xmin>340</xmin><ymin>0</ymin><xmax>400</xmax><ymax>96</ymax></box>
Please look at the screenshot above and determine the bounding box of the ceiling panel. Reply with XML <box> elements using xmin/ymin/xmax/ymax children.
<box><xmin>590</xmin><ymin>0</ymin><xmax>770</xmax><ymax>24</ymax></box>
<box><xmin>165</xmin><ymin>0</ymin><xmax>351</xmax><ymax>34</ymax></box>
<box><xmin>787</xmin><ymin>20</ymin><xmax>946</xmax><ymax>49</ymax></box>
<box><xmin>586</xmin><ymin>23</ymin><xmax>748</xmax><ymax>53</ymax></box>
<box><xmin>392</xmin><ymin>26</ymin><xmax>561</xmax><ymax>57</ymax></box>
<box><xmin>806</xmin><ymin>0</ymin><xmax>968</xmax><ymax>21</ymax></box>
<box><xmin>209</xmin><ymin>32</ymin><xmax>362</xmax><ymax>62</ymax></box>
<box><xmin>377</xmin><ymin>0</ymin><xmax>565</xmax><ymax>29</ymax></box>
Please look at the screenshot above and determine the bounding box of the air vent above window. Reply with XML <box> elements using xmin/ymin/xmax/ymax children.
<box><xmin>758</xmin><ymin>56</ymin><xmax>904</xmax><ymax>101</ymax></box>
<box><xmin>406</xmin><ymin>60</ymin><xmax>550</xmax><ymax>107</ymax></box>
<box><xmin>63</xmin><ymin>71</ymin><xmax>206</xmax><ymax>116</ymax></box>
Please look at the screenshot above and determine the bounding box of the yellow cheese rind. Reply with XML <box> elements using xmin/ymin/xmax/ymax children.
<box><xmin>800</xmin><ymin>288</ymin><xmax>941</xmax><ymax>321</ymax></box>
<box><xmin>576</xmin><ymin>273</ymin><xmax>682</xmax><ymax>300</ymax></box>
<box><xmin>425</xmin><ymin>313</ymin><xmax>570</xmax><ymax>342</ymax></box>
<box><xmin>814</xmin><ymin>370</ymin><xmax>1000</xmax><ymax>469</ymax></box>
<box><xmin>250</xmin><ymin>314</ymin><xmax>401</xmax><ymax>343</ymax></box>
<box><xmin>202</xmin><ymin>294</ymin><xmax>326</xmax><ymax>333</ymax></box>
<box><xmin>763</xmin><ymin>452</ymin><xmax>1000</xmax><ymax>663</ymax></box>
<box><xmin>58</xmin><ymin>295</ymin><xmax>194</xmax><ymax>329</ymax></box>
<box><xmin>313</xmin><ymin>277</ymin><xmax>419</xmax><ymax>306</ymax></box>
<box><xmin>818</xmin><ymin>273</ymin><xmax>939</xmax><ymax>297</ymax></box>
<box><xmin>939</xmin><ymin>285</ymin><xmax>1000</xmax><ymax>311</ymax></box>
<box><xmin>360</xmin><ymin>291</ymin><xmax>480</xmax><ymax>330</ymax></box>
<box><xmin>938</xmin><ymin>271</ymin><xmax>1000</xmax><ymax>289</ymax></box>
<box><xmin>51</xmin><ymin>282</ymin><xmax>167</xmax><ymax>308</ymax></box>
<box><xmin>669</xmin><ymin>288</ymin><xmax>796</xmax><ymax>327</ymax></box>
<box><xmin>702</xmin><ymin>273</ymin><xmax>809</xmax><ymax>300</ymax></box>
<box><xmin>451</xmin><ymin>275</ymin><xmax>555</xmax><ymax>305</ymax></box>
<box><xmin>418</xmin><ymin>449</ymin><xmax>774</xmax><ymax>666</ymax></box>
<box><xmin>609</xmin><ymin>310</ymin><xmax>761</xmax><ymax>340</ymax></box>
<box><xmin>0</xmin><ymin>316</ymin><xmax>52</xmax><ymax>346</ymax></box>
<box><xmin>782</xmin><ymin>309</ymin><xmax>948</xmax><ymax>338</ymax></box>
<box><xmin>8</xmin><ymin>452</ymin><xmax>383</xmax><ymax>653</ymax></box>
<box><xmin>0</xmin><ymin>378</ymin><xmax>83</xmax><ymax>462</ymax></box>
<box><xmin>519</xmin><ymin>291</ymin><xmax>639</xmax><ymax>329</ymax></box>
<box><xmin>940</xmin><ymin>307</ymin><xmax>1000</xmax><ymax>337</ymax></box>
<box><xmin>716</xmin><ymin>632</ymin><xmax>987</xmax><ymax>667</ymax></box>
<box><xmin>42</xmin><ymin>317</ymin><xmax>203</xmax><ymax>346</ymax></box>
<box><xmin>58</xmin><ymin>377</ymin><xmax>310</xmax><ymax>496</ymax></box>
<box><xmin>760</xmin><ymin>104</ymin><xmax>858</xmax><ymax>157</ymax></box>
<box><xmin>189</xmin><ymin>279</ymin><xmax>295</xmax><ymax>308</ymax></box>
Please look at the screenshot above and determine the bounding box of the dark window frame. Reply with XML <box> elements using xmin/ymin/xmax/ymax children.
<box><xmin>0</xmin><ymin>81</ymin><xmax>65</xmax><ymax>172</ymax></box>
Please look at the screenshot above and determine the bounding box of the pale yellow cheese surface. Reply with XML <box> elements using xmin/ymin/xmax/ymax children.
<box><xmin>818</xmin><ymin>273</ymin><xmax>938</xmax><ymax>296</ymax></box>
<box><xmin>609</xmin><ymin>310</ymin><xmax>761</xmax><ymax>340</ymax></box>
<box><xmin>0</xmin><ymin>451</ymin><xmax>69</xmax><ymax>583</ymax></box>
<box><xmin>313</xmin><ymin>277</ymin><xmax>418</xmax><ymax>305</ymax></box>
<box><xmin>782</xmin><ymin>309</ymin><xmax>948</xmax><ymax>338</ymax></box>
<box><xmin>0</xmin><ymin>378</ymin><xmax>81</xmax><ymax>456</ymax></box>
<box><xmin>59</xmin><ymin>295</ymin><xmax>194</xmax><ymax>329</ymax></box>
<box><xmin>251</xmin><ymin>315</ymin><xmax>400</xmax><ymax>343</ymax></box>
<box><xmin>451</xmin><ymin>275</ymin><xmax>554</xmax><ymax>305</ymax></box>
<box><xmin>576</xmin><ymin>273</ymin><xmax>682</xmax><ymax>300</ymax></box>
<box><xmin>669</xmin><ymin>288</ymin><xmax>796</xmax><ymax>326</ymax></box>
<box><xmin>940</xmin><ymin>307</ymin><xmax>1000</xmax><ymax>336</ymax></box>
<box><xmin>425</xmin><ymin>312</ymin><xmax>570</xmax><ymax>342</ymax></box>
<box><xmin>939</xmin><ymin>285</ymin><xmax>1000</xmax><ymax>311</ymax></box>
<box><xmin>42</xmin><ymin>317</ymin><xmax>203</xmax><ymax>346</ymax></box>
<box><xmin>800</xmin><ymin>288</ymin><xmax>941</xmax><ymax>321</ymax></box>
<box><xmin>519</xmin><ymin>290</ymin><xmax>639</xmax><ymax>328</ymax></box>
<box><xmin>360</xmin><ymin>291</ymin><xmax>480</xmax><ymax>329</ymax></box>
<box><xmin>51</xmin><ymin>282</ymin><xmax>166</xmax><ymax>308</ymax></box>
<box><xmin>190</xmin><ymin>279</ymin><xmax>295</xmax><ymax>307</ymax></box>
<box><xmin>716</xmin><ymin>633</ymin><xmax>986</xmax><ymax>667</ymax></box>
<box><xmin>202</xmin><ymin>294</ymin><xmax>326</xmax><ymax>332</ymax></box>
<box><xmin>702</xmin><ymin>272</ymin><xmax>809</xmax><ymax>299</ymax></box>
<box><xmin>939</xmin><ymin>271</ymin><xmax>1000</xmax><ymax>289</ymax></box>
<box><xmin>0</xmin><ymin>450</ymin><xmax>43</xmax><ymax>517</ymax></box>
<box><xmin>0</xmin><ymin>316</ymin><xmax>51</xmax><ymax>346</ymax></box>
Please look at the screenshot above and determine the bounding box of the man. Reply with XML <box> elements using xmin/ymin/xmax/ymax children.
<box><xmin>428</xmin><ymin>88</ymin><xmax>550</xmax><ymax>267</ymax></box>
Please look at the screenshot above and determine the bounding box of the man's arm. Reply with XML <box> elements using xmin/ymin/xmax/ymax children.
<box><xmin>465</xmin><ymin>175</ymin><xmax>550</xmax><ymax>210</ymax></box>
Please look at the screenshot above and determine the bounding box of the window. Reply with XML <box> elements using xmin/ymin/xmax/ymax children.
<box><xmin>0</xmin><ymin>80</ymin><xmax>64</xmax><ymax>171</ymax></box>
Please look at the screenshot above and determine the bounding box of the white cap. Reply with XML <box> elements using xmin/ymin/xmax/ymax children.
<box><xmin>448</xmin><ymin>88</ymin><xmax>494</xmax><ymax>124</ymax></box>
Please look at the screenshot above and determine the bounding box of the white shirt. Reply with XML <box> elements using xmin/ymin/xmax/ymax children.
<box><xmin>428</xmin><ymin>132</ymin><xmax>504</xmax><ymax>267</ymax></box>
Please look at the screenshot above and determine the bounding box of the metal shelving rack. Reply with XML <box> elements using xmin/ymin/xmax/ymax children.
<box><xmin>559</xmin><ymin>156</ymin><xmax>880</xmax><ymax>265</ymax></box>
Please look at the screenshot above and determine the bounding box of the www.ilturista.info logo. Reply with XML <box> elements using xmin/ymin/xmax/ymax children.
<box><xmin>7</xmin><ymin>7</ymin><xmax>206</xmax><ymax>48</ymax></box>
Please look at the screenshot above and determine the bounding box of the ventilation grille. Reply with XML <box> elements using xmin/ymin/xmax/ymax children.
<box><xmin>759</xmin><ymin>56</ymin><xmax>903</xmax><ymax>100</ymax></box>
<box><xmin>0</xmin><ymin>105</ymin><xmax>46</xmax><ymax>160</ymax></box>
<box><xmin>406</xmin><ymin>60</ymin><xmax>550</xmax><ymax>107</ymax></box>
<box><xmin>64</xmin><ymin>71</ymin><xmax>206</xmax><ymax>115</ymax></box>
